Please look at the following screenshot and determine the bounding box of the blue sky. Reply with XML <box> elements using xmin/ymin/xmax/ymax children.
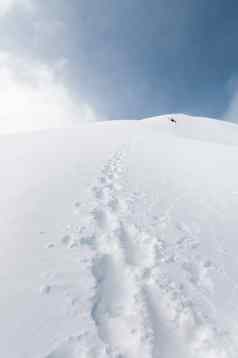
<box><xmin>0</xmin><ymin>0</ymin><xmax>238</xmax><ymax>130</ymax></box>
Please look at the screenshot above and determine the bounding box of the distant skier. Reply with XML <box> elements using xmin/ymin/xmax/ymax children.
<box><xmin>169</xmin><ymin>117</ymin><xmax>177</xmax><ymax>124</ymax></box>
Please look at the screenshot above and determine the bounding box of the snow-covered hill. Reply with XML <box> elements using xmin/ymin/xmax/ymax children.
<box><xmin>1</xmin><ymin>114</ymin><xmax>238</xmax><ymax>358</ymax></box>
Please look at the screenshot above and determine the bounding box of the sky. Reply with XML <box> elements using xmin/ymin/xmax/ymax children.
<box><xmin>1</xmin><ymin>0</ymin><xmax>238</xmax><ymax>132</ymax></box>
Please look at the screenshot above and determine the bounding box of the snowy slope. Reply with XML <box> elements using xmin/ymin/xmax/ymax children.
<box><xmin>1</xmin><ymin>114</ymin><xmax>238</xmax><ymax>358</ymax></box>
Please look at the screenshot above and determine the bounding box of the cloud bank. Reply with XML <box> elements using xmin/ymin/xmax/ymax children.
<box><xmin>0</xmin><ymin>1</ymin><xmax>96</xmax><ymax>134</ymax></box>
<box><xmin>0</xmin><ymin>53</ymin><xmax>96</xmax><ymax>133</ymax></box>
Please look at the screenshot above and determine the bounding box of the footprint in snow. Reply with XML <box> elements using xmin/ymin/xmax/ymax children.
<box><xmin>60</xmin><ymin>232</ymin><xmax>80</xmax><ymax>248</ymax></box>
<box><xmin>92</xmin><ymin>208</ymin><xmax>109</xmax><ymax>229</ymax></box>
<box><xmin>40</xmin><ymin>285</ymin><xmax>51</xmax><ymax>295</ymax></box>
<box><xmin>46</xmin><ymin>242</ymin><xmax>56</xmax><ymax>249</ymax></box>
<box><xmin>182</xmin><ymin>260</ymin><xmax>214</xmax><ymax>294</ymax></box>
<box><xmin>74</xmin><ymin>201</ymin><xmax>80</xmax><ymax>208</ymax></box>
<box><xmin>92</xmin><ymin>186</ymin><xmax>104</xmax><ymax>200</ymax></box>
<box><xmin>107</xmin><ymin>198</ymin><xmax>120</xmax><ymax>213</ymax></box>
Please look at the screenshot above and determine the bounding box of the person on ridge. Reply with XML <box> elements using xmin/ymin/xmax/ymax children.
<box><xmin>169</xmin><ymin>117</ymin><xmax>177</xmax><ymax>124</ymax></box>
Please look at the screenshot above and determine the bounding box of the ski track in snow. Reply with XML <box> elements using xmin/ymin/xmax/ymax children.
<box><xmin>41</xmin><ymin>148</ymin><xmax>235</xmax><ymax>358</ymax></box>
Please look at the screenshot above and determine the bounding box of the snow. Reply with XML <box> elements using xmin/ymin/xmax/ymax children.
<box><xmin>1</xmin><ymin>114</ymin><xmax>238</xmax><ymax>357</ymax></box>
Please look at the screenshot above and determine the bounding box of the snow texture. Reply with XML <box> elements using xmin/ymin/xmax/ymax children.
<box><xmin>1</xmin><ymin>114</ymin><xmax>238</xmax><ymax>357</ymax></box>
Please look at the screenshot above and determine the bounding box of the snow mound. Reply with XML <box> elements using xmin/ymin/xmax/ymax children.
<box><xmin>143</xmin><ymin>113</ymin><xmax>238</xmax><ymax>146</ymax></box>
<box><xmin>1</xmin><ymin>115</ymin><xmax>238</xmax><ymax>358</ymax></box>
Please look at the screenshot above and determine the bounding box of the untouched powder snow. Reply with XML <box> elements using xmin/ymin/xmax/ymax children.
<box><xmin>1</xmin><ymin>114</ymin><xmax>238</xmax><ymax>357</ymax></box>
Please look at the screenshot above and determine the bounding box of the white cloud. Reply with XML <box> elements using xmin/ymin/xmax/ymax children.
<box><xmin>0</xmin><ymin>2</ymin><xmax>97</xmax><ymax>133</ymax></box>
<box><xmin>224</xmin><ymin>77</ymin><xmax>238</xmax><ymax>123</ymax></box>
<box><xmin>224</xmin><ymin>92</ymin><xmax>238</xmax><ymax>123</ymax></box>
<box><xmin>0</xmin><ymin>52</ymin><xmax>96</xmax><ymax>133</ymax></box>
<box><xmin>0</xmin><ymin>0</ymin><xmax>32</xmax><ymax>16</ymax></box>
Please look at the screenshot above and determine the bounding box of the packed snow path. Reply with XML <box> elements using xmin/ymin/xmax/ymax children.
<box><xmin>1</xmin><ymin>115</ymin><xmax>238</xmax><ymax>357</ymax></box>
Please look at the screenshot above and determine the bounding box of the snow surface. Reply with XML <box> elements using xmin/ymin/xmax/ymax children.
<box><xmin>1</xmin><ymin>114</ymin><xmax>238</xmax><ymax>357</ymax></box>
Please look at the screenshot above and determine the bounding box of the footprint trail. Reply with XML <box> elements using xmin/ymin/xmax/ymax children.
<box><xmin>41</xmin><ymin>148</ymin><xmax>234</xmax><ymax>358</ymax></box>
